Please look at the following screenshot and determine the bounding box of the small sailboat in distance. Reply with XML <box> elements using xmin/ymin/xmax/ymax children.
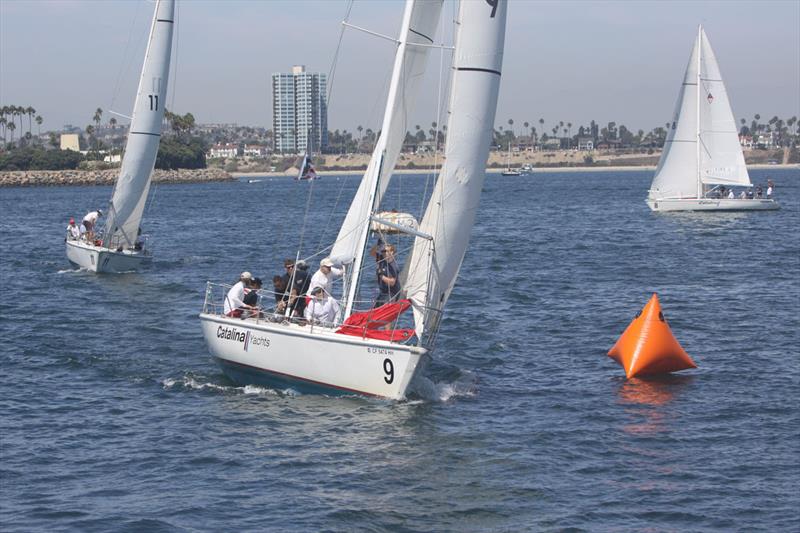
<box><xmin>296</xmin><ymin>129</ymin><xmax>319</xmax><ymax>181</ymax></box>
<box><xmin>66</xmin><ymin>0</ymin><xmax>176</xmax><ymax>272</ymax></box>
<box><xmin>646</xmin><ymin>25</ymin><xmax>779</xmax><ymax>212</ymax></box>
<box><xmin>501</xmin><ymin>141</ymin><xmax>522</xmax><ymax>176</ymax></box>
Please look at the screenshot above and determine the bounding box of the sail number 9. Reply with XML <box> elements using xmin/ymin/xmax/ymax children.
<box><xmin>383</xmin><ymin>358</ymin><xmax>394</xmax><ymax>384</ymax></box>
<box><xmin>148</xmin><ymin>94</ymin><xmax>159</xmax><ymax>111</ymax></box>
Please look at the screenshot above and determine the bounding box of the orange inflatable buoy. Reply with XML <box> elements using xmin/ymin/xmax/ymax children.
<box><xmin>608</xmin><ymin>293</ymin><xmax>697</xmax><ymax>378</ymax></box>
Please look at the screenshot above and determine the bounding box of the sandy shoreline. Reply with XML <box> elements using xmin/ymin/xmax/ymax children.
<box><xmin>231</xmin><ymin>163</ymin><xmax>797</xmax><ymax>178</ymax></box>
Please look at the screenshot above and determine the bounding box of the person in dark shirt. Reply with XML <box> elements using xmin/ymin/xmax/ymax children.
<box><xmin>242</xmin><ymin>277</ymin><xmax>264</xmax><ymax>318</ymax></box>
<box><xmin>282</xmin><ymin>258</ymin><xmax>311</xmax><ymax>317</ymax></box>
<box><xmin>374</xmin><ymin>243</ymin><xmax>401</xmax><ymax>308</ymax></box>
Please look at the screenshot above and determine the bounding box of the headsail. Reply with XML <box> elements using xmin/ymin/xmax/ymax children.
<box><xmin>329</xmin><ymin>0</ymin><xmax>443</xmax><ymax>269</ymax></box>
<box><xmin>103</xmin><ymin>0</ymin><xmax>175</xmax><ymax>248</ymax></box>
<box><xmin>403</xmin><ymin>0</ymin><xmax>507</xmax><ymax>340</ymax></box>
<box><xmin>697</xmin><ymin>28</ymin><xmax>750</xmax><ymax>187</ymax></box>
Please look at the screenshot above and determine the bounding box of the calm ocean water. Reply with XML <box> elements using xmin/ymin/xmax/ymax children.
<box><xmin>1</xmin><ymin>168</ymin><xmax>798</xmax><ymax>532</ymax></box>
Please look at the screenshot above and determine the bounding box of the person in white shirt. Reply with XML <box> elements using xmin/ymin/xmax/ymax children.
<box><xmin>727</xmin><ymin>189</ymin><xmax>735</xmax><ymax>199</ymax></box>
<box><xmin>739</xmin><ymin>190</ymin><xmax>747</xmax><ymax>199</ymax></box>
<box><xmin>224</xmin><ymin>271</ymin><xmax>257</xmax><ymax>317</ymax></box>
<box><xmin>308</xmin><ymin>257</ymin><xmax>344</xmax><ymax>297</ymax></box>
<box><xmin>82</xmin><ymin>209</ymin><xmax>103</xmax><ymax>241</ymax></box>
<box><xmin>304</xmin><ymin>286</ymin><xmax>340</xmax><ymax>325</ymax></box>
<box><xmin>66</xmin><ymin>218</ymin><xmax>80</xmax><ymax>240</ymax></box>
<box><xmin>767</xmin><ymin>185</ymin><xmax>773</xmax><ymax>198</ymax></box>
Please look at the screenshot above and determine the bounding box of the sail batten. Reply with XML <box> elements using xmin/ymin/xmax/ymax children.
<box><xmin>103</xmin><ymin>0</ymin><xmax>175</xmax><ymax>249</ymax></box>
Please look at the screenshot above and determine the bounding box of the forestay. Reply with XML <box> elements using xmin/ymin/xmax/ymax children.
<box><xmin>329</xmin><ymin>0</ymin><xmax>443</xmax><ymax>268</ymax></box>
<box><xmin>103</xmin><ymin>0</ymin><xmax>175</xmax><ymax>248</ymax></box>
<box><xmin>404</xmin><ymin>0</ymin><xmax>507</xmax><ymax>340</ymax></box>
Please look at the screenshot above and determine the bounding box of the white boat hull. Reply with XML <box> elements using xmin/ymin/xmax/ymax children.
<box><xmin>199</xmin><ymin>313</ymin><xmax>426</xmax><ymax>400</ymax></box>
<box><xmin>65</xmin><ymin>240</ymin><xmax>151</xmax><ymax>273</ymax></box>
<box><xmin>647</xmin><ymin>198</ymin><xmax>780</xmax><ymax>212</ymax></box>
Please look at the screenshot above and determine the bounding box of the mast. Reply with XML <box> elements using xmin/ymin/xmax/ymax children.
<box><xmin>696</xmin><ymin>24</ymin><xmax>702</xmax><ymax>199</ymax></box>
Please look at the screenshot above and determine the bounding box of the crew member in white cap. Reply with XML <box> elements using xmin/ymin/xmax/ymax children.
<box><xmin>82</xmin><ymin>209</ymin><xmax>103</xmax><ymax>241</ymax></box>
<box><xmin>304</xmin><ymin>286</ymin><xmax>340</xmax><ymax>325</ymax></box>
<box><xmin>224</xmin><ymin>271</ymin><xmax>256</xmax><ymax>317</ymax></box>
<box><xmin>307</xmin><ymin>257</ymin><xmax>344</xmax><ymax>298</ymax></box>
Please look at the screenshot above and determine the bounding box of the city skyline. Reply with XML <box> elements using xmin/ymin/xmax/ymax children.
<box><xmin>1</xmin><ymin>0</ymin><xmax>798</xmax><ymax>136</ymax></box>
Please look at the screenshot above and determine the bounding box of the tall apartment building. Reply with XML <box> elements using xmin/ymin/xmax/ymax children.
<box><xmin>272</xmin><ymin>65</ymin><xmax>328</xmax><ymax>154</ymax></box>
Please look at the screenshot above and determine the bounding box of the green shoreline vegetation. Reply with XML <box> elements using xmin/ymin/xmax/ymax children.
<box><xmin>1</xmin><ymin>104</ymin><xmax>797</xmax><ymax>175</ymax></box>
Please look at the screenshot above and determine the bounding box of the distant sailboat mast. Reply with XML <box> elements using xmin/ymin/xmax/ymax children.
<box><xmin>695</xmin><ymin>24</ymin><xmax>702</xmax><ymax>200</ymax></box>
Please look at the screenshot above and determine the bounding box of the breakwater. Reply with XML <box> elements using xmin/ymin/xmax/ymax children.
<box><xmin>0</xmin><ymin>168</ymin><xmax>234</xmax><ymax>187</ymax></box>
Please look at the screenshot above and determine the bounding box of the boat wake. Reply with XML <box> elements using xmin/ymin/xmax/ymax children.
<box><xmin>409</xmin><ymin>370</ymin><xmax>478</xmax><ymax>402</ymax></box>
<box><xmin>162</xmin><ymin>375</ymin><xmax>285</xmax><ymax>396</ymax></box>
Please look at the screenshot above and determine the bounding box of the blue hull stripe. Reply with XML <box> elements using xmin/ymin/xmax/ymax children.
<box><xmin>214</xmin><ymin>357</ymin><xmax>383</xmax><ymax>398</ymax></box>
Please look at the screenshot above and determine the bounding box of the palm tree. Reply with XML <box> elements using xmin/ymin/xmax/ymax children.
<box><xmin>93</xmin><ymin>108</ymin><xmax>103</xmax><ymax>131</ymax></box>
<box><xmin>539</xmin><ymin>118</ymin><xmax>544</xmax><ymax>137</ymax></box>
<box><xmin>357</xmin><ymin>124</ymin><xmax>363</xmax><ymax>146</ymax></box>
<box><xmin>8</xmin><ymin>121</ymin><xmax>16</xmax><ymax>144</ymax></box>
<box><xmin>109</xmin><ymin>117</ymin><xmax>117</xmax><ymax>129</ymax></box>
<box><xmin>507</xmin><ymin>118</ymin><xmax>514</xmax><ymax>137</ymax></box>
<box><xmin>25</xmin><ymin>106</ymin><xmax>35</xmax><ymax>135</ymax></box>
<box><xmin>35</xmin><ymin>115</ymin><xmax>43</xmax><ymax>137</ymax></box>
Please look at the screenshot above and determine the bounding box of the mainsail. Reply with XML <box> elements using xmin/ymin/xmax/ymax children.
<box><xmin>649</xmin><ymin>26</ymin><xmax>749</xmax><ymax>201</ymax></box>
<box><xmin>103</xmin><ymin>0</ymin><xmax>175</xmax><ymax>248</ymax></box>
<box><xmin>329</xmin><ymin>0</ymin><xmax>444</xmax><ymax>316</ymax></box>
<box><xmin>404</xmin><ymin>0</ymin><xmax>507</xmax><ymax>339</ymax></box>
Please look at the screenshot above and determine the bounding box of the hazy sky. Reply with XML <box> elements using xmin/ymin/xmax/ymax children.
<box><xmin>1</xmin><ymin>0</ymin><xmax>798</xmax><ymax>135</ymax></box>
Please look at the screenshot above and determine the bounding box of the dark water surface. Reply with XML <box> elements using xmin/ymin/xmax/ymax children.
<box><xmin>1</xmin><ymin>168</ymin><xmax>798</xmax><ymax>532</ymax></box>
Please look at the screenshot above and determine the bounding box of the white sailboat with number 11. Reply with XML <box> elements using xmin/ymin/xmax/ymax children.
<box><xmin>65</xmin><ymin>0</ymin><xmax>176</xmax><ymax>272</ymax></box>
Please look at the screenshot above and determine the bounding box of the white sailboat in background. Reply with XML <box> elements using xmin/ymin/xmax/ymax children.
<box><xmin>66</xmin><ymin>0</ymin><xmax>176</xmax><ymax>272</ymax></box>
<box><xmin>647</xmin><ymin>25</ymin><xmax>779</xmax><ymax>212</ymax></box>
<box><xmin>199</xmin><ymin>0</ymin><xmax>507</xmax><ymax>399</ymax></box>
<box><xmin>296</xmin><ymin>129</ymin><xmax>319</xmax><ymax>181</ymax></box>
<box><xmin>501</xmin><ymin>141</ymin><xmax>521</xmax><ymax>175</ymax></box>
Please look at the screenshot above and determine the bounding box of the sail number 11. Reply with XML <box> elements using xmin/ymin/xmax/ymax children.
<box><xmin>148</xmin><ymin>94</ymin><xmax>159</xmax><ymax>111</ymax></box>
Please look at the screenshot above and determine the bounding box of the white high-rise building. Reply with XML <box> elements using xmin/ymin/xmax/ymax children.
<box><xmin>272</xmin><ymin>65</ymin><xmax>328</xmax><ymax>154</ymax></box>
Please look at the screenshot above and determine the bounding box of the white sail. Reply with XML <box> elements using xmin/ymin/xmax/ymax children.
<box><xmin>649</xmin><ymin>26</ymin><xmax>750</xmax><ymax>201</ymax></box>
<box><xmin>103</xmin><ymin>0</ymin><xmax>175</xmax><ymax>248</ymax></box>
<box><xmin>404</xmin><ymin>0</ymin><xmax>507</xmax><ymax>339</ymax></box>
<box><xmin>649</xmin><ymin>32</ymin><xmax>700</xmax><ymax>200</ymax></box>
<box><xmin>698</xmin><ymin>28</ymin><xmax>750</xmax><ymax>187</ymax></box>
<box><xmin>329</xmin><ymin>0</ymin><xmax>443</xmax><ymax>268</ymax></box>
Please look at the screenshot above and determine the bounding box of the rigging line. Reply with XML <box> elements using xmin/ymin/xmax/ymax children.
<box><xmin>109</xmin><ymin>1</ymin><xmax>143</xmax><ymax>113</ymax></box>
<box><xmin>169</xmin><ymin>0</ymin><xmax>180</xmax><ymax>112</ymax></box>
<box><xmin>315</xmin><ymin>172</ymin><xmax>349</xmax><ymax>252</ymax></box>
<box><xmin>326</xmin><ymin>0</ymin><xmax>354</xmax><ymax>107</ymax></box>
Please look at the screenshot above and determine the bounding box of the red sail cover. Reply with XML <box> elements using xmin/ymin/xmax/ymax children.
<box><xmin>336</xmin><ymin>300</ymin><xmax>414</xmax><ymax>341</ymax></box>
